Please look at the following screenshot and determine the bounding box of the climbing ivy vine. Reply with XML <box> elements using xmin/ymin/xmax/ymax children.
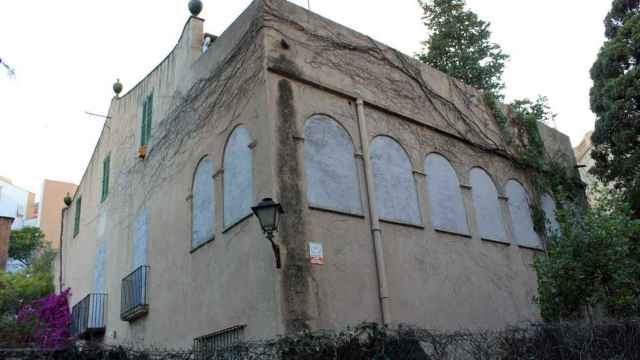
<box><xmin>483</xmin><ymin>92</ymin><xmax>583</xmax><ymax>236</ymax></box>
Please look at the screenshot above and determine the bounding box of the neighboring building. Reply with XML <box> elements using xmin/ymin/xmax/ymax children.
<box><xmin>0</xmin><ymin>176</ymin><xmax>38</xmax><ymax>230</ymax></box>
<box><xmin>38</xmin><ymin>179</ymin><xmax>78</xmax><ymax>248</ymax></box>
<box><xmin>574</xmin><ymin>131</ymin><xmax>602</xmax><ymax>196</ymax></box>
<box><xmin>58</xmin><ymin>0</ymin><xmax>577</xmax><ymax>351</ymax></box>
<box><xmin>0</xmin><ymin>217</ymin><xmax>14</xmax><ymax>271</ymax></box>
<box><xmin>0</xmin><ymin>177</ymin><xmax>38</xmax><ymax>272</ymax></box>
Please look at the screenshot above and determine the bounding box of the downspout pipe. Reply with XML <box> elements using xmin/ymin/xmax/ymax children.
<box><xmin>356</xmin><ymin>98</ymin><xmax>391</xmax><ymax>326</ymax></box>
<box><xmin>58</xmin><ymin>208</ymin><xmax>66</xmax><ymax>292</ymax></box>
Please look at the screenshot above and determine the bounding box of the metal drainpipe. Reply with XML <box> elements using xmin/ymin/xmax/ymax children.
<box><xmin>58</xmin><ymin>208</ymin><xmax>66</xmax><ymax>292</ymax></box>
<box><xmin>356</xmin><ymin>98</ymin><xmax>391</xmax><ymax>326</ymax></box>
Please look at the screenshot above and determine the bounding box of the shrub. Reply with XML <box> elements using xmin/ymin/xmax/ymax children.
<box><xmin>16</xmin><ymin>289</ymin><xmax>71</xmax><ymax>349</ymax></box>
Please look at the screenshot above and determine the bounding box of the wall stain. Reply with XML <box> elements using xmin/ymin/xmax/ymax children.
<box><xmin>276</xmin><ymin>78</ymin><xmax>311</xmax><ymax>334</ymax></box>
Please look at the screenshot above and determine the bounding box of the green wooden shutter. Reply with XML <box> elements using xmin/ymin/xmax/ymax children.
<box><xmin>140</xmin><ymin>93</ymin><xmax>153</xmax><ymax>147</ymax></box>
<box><xmin>73</xmin><ymin>197</ymin><xmax>82</xmax><ymax>237</ymax></box>
<box><xmin>101</xmin><ymin>154</ymin><xmax>110</xmax><ymax>202</ymax></box>
<box><xmin>141</xmin><ymin>97</ymin><xmax>148</xmax><ymax>146</ymax></box>
<box><xmin>145</xmin><ymin>93</ymin><xmax>153</xmax><ymax>144</ymax></box>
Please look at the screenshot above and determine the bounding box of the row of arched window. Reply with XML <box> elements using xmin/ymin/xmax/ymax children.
<box><xmin>191</xmin><ymin>127</ymin><xmax>253</xmax><ymax>248</ymax></box>
<box><xmin>190</xmin><ymin>115</ymin><xmax>559</xmax><ymax>250</ymax></box>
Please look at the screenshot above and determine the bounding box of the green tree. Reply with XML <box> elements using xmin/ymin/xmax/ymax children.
<box><xmin>534</xmin><ymin>188</ymin><xmax>640</xmax><ymax>321</ymax></box>
<box><xmin>9</xmin><ymin>226</ymin><xmax>45</xmax><ymax>267</ymax></box>
<box><xmin>590</xmin><ymin>0</ymin><xmax>640</xmax><ymax>216</ymax></box>
<box><xmin>1</xmin><ymin>226</ymin><xmax>55</xmax><ymax>319</ymax></box>
<box><xmin>416</xmin><ymin>0</ymin><xmax>509</xmax><ymax>95</ymax></box>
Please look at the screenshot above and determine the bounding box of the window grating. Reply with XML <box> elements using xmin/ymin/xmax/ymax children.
<box><xmin>194</xmin><ymin>325</ymin><xmax>246</xmax><ymax>360</ymax></box>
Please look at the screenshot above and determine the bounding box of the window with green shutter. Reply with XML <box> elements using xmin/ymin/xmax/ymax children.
<box><xmin>101</xmin><ymin>154</ymin><xmax>110</xmax><ymax>202</ymax></box>
<box><xmin>141</xmin><ymin>93</ymin><xmax>153</xmax><ymax>147</ymax></box>
<box><xmin>73</xmin><ymin>197</ymin><xmax>82</xmax><ymax>237</ymax></box>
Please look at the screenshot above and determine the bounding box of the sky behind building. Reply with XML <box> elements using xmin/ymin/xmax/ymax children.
<box><xmin>0</xmin><ymin>0</ymin><xmax>610</xmax><ymax>194</ymax></box>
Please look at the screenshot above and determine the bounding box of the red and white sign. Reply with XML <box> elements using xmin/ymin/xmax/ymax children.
<box><xmin>309</xmin><ymin>242</ymin><xmax>324</xmax><ymax>265</ymax></box>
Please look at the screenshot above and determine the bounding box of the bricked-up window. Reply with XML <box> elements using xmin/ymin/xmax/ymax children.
<box><xmin>304</xmin><ymin>115</ymin><xmax>362</xmax><ymax>215</ymax></box>
<box><xmin>370</xmin><ymin>136</ymin><xmax>421</xmax><ymax>225</ymax></box>
<box><xmin>140</xmin><ymin>93</ymin><xmax>153</xmax><ymax>147</ymax></box>
<box><xmin>470</xmin><ymin>167</ymin><xmax>506</xmax><ymax>242</ymax></box>
<box><xmin>101</xmin><ymin>154</ymin><xmax>110</xmax><ymax>202</ymax></box>
<box><xmin>73</xmin><ymin>197</ymin><xmax>82</xmax><ymax>237</ymax></box>
<box><xmin>425</xmin><ymin>153</ymin><xmax>469</xmax><ymax>236</ymax></box>
<box><xmin>223</xmin><ymin>127</ymin><xmax>253</xmax><ymax>228</ymax></box>
<box><xmin>506</xmin><ymin>180</ymin><xmax>541</xmax><ymax>248</ymax></box>
<box><xmin>192</xmin><ymin>157</ymin><xmax>215</xmax><ymax>249</ymax></box>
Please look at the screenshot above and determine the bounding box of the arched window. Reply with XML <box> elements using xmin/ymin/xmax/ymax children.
<box><xmin>192</xmin><ymin>157</ymin><xmax>215</xmax><ymax>248</ymax></box>
<box><xmin>541</xmin><ymin>193</ymin><xmax>560</xmax><ymax>235</ymax></box>
<box><xmin>223</xmin><ymin>127</ymin><xmax>253</xmax><ymax>228</ymax></box>
<box><xmin>369</xmin><ymin>136</ymin><xmax>421</xmax><ymax>225</ymax></box>
<box><xmin>425</xmin><ymin>154</ymin><xmax>469</xmax><ymax>235</ymax></box>
<box><xmin>506</xmin><ymin>180</ymin><xmax>540</xmax><ymax>248</ymax></box>
<box><xmin>304</xmin><ymin>115</ymin><xmax>362</xmax><ymax>214</ymax></box>
<box><xmin>470</xmin><ymin>168</ymin><xmax>506</xmax><ymax>242</ymax></box>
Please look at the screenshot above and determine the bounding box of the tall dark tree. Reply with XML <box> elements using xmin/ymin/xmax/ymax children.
<box><xmin>416</xmin><ymin>0</ymin><xmax>509</xmax><ymax>95</ymax></box>
<box><xmin>590</xmin><ymin>0</ymin><xmax>640</xmax><ymax>215</ymax></box>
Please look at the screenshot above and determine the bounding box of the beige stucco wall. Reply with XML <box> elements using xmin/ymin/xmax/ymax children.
<box><xmin>39</xmin><ymin>180</ymin><xmax>77</xmax><ymax>248</ymax></box>
<box><xmin>60</xmin><ymin>0</ymin><xmax>580</xmax><ymax>350</ymax></box>
<box><xmin>61</xmin><ymin>1</ymin><xmax>281</xmax><ymax>349</ymax></box>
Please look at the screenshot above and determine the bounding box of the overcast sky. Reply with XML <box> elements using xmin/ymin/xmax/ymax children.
<box><xmin>0</xmin><ymin>0</ymin><xmax>610</xmax><ymax>195</ymax></box>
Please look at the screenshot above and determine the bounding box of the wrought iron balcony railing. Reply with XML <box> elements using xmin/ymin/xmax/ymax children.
<box><xmin>120</xmin><ymin>265</ymin><xmax>149</xmax><ymax>322</ymax></box>
<box><xmin>70</xmin><ymin>293</ymin><xmax>107</xmax><ymax>339</ymax></box>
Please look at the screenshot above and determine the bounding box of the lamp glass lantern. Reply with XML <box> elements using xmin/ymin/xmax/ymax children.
<box><xmin>252</xmin><ymin>198</ymin><xmax>284</xmax><ymax>234</ymax></box>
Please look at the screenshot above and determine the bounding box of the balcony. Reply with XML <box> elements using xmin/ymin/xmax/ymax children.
<box><xmin>70</xmin><ymin>293</ymin><xmax>107</xmax><ymax>339</ymax></box>
<box><xmin>120</xmin><ymin>265</ymin><xmax>149</xmax><ymax>322</ymax></box>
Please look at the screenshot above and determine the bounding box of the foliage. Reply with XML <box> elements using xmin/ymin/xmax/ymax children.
<box><xmin>508</xmin><ymin>96</ymin><xmax>555</xmax><ymax>171</ymax></box>
<box><xmin>416</xmin><ymin>0</ymin><xmax>509</xmax><ymax>95</ymax></box>
<box><xmin>0</xmin><ymin>257</ymin><xmax>54</xmax><ymax>317</ymax></box>
<box><xmin>0</xmin><ymin>235</ymin><xmax>56</xmax><ymax>347</ymax></box>
<box><xmin>16</xmin><ymin>289</ymin><xmax>71</xmax><ymax>349</ymax></box>
<box><xmin>9</xmin><ymin>226</ymin><xmax>46</xmax><ymax>267</ymax></box>
<box><xmin>590</xmin><ymin>0</ymin><xmax>640</xmax><ymax>215</ymax></box>
<box><xmin>534</xmin><ymin>188</ymin><xmax>640</xmax><ymax>321</ymax></box>
<box><xmin>7</xmin><ymin>321</ymin><xmax>639</xmax><ymax>360</ymax></box>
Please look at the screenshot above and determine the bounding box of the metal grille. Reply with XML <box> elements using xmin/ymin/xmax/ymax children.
<box><xmin>194</xmin><ymin>325</ymin><xmax>246</xmax><ymax>360</ymax></box>
<box><xmin>70</xmin><ymin>293</ymin><xmax>107</xmax><ymax>338</ymax></box>
<box><xmin>120</xmin><ymin>265</ymin><xmax>149</xmax><ymax>321</ymax></box>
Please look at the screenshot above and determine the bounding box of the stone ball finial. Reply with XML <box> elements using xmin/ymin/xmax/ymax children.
<box><xmin>189</xmin><ymin>0</ymin><xmax>203</xmax><ymax>16</ymax></box>
<box><xmin>113</xmin><ymin>79</ymin><xmax>123</xmax><ymax>96</ymax></box>
<box><xmin>64</xmin><ymin>193</ymin><xmax>72</xmax><ymax>207</ymax></box>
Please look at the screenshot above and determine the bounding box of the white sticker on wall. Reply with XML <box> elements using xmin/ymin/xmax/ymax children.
<box><xmin>309</xmin><ymin>242</ymin><xmax>324</xmax><ymax>265</ymax></box>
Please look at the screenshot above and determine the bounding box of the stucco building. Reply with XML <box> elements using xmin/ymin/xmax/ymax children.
<box><xmin>58</xmin><ymin>0</ymin><xmax>577</xmax><ymax>352</ymax></box>
<box><xmin>0</xmin><ymin>177</ymin><xmax>38</xmax><ymax>271</ymax></box>
<box><xmin>0</xmin><ymin>176</ymin><xmax>38</xmax><ymax>230</ymax></box>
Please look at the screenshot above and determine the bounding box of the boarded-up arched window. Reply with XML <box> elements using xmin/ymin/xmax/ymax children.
<box><xmin>304</xmin><ymin>115</ymin><xmax>362</xmax><ymax>214</ymax></box>
<box><xmin>133</xmin><ymin>208</ymin><xmax>148</xmax><ymax>269</ymax></box>
<box><xmin>470</xmin><ymin>168</ymin><xmax>506</xmax><ymax>242</ymax></box>
<box><xmin>370</xmin><ymin>136</ymin><xmax>421</xmax><ymax>225</ymax></box>
<box><xmin>93</xmin><ymin>240</ymin><xmax>106</xmax><ymax>293</ymax></box>
<box><xmin>506</xmin><ymin>180</ymin><xmax>540</xmax><ymax>248</ymax></box>
<box><xmin>542</xmin><ymin>193</ymin><xmax>560</xmax><ymax>235</ymax></box>
<box><xmin>223</xmin><ymin>127</ymin><xmax>253</xmax><ymax>228</ymax></box>
<box><xmin>192</xmin><ymin>157</ymin><xmax>215</xmax><ymax>248</ymax></box>
<box><xmin>425</xmin><ymin>154</ymin><xmax>469</xmax><ymax>235</ymax></box>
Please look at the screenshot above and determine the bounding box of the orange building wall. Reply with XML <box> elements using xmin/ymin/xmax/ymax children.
<box><xmin>39</xmin><ymin>180</ymin><xmax>77</xmax><ymax>248</ymax></box>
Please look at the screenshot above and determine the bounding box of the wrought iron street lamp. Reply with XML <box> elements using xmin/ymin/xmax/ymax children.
<box><xmin>252</xmin><ymin>198</ymin><xmax>284</xmax><ymax>269</ymax></box>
